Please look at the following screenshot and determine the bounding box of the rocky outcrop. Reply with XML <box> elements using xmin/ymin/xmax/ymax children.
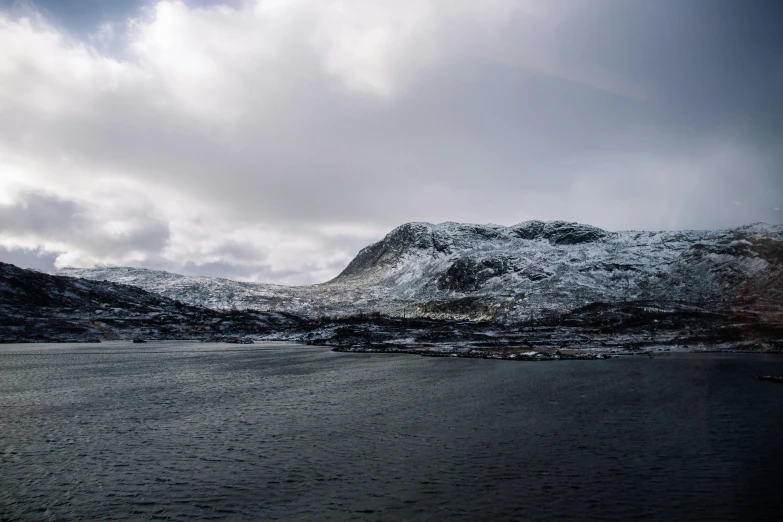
<box><xmin>437</xmin><ymin>256</ymin><xmax>514</xmax><ymax>292</ymax></box>
<box><xmin>337</xmin><ymin>223</ymin><xmax>434</xmax><ymax>277</ymax></box>
<box><xmin>511</xmin><ymin>220</ymin><xmax>608</xmax><ymax>244</ymax></box>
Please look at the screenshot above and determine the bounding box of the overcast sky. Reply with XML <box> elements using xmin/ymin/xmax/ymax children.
<box><xmin>0</xmin><ymin>0</ymin><xmax>781</xmax><ymax>284</ymax></box>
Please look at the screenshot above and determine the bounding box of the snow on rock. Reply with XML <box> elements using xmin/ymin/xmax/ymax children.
<box><xmin>59</xmin><ymin>221</ymin><xmax>783</xmax><ymax>321</ymax></box>
<box><xmin>0</xmin><ymin>262</ymin><xmax>303</xmax><ymax>343</ymax></box>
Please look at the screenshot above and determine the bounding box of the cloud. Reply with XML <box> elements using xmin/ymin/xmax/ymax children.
<box><xmin>0</xmin><ymin>244</ymin><xmax>58</xmax><ymax>271</ymax></box>
<box><xmin>0</xmin><ymin>11</ymin><xmax>141</xmax><ymax>114</ymax></box>
<box><xmin>0</xmin><ymin>0</ymin><xmax>781</xmax><ymax>283</ymax></box>
<box><xmin>0</xmin><ymin>191</ymin><xmax>170</xmax><ymax>266</ymax></box>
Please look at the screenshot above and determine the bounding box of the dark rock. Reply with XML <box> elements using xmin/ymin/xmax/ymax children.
<box><xmin>511</xmin><ymin>220</ymin><xmax>607</xmax><ymax>244</ymax></box>
<box><xmin>223</xmin><ymin>337</ymin><xmax>254</xmax><ymax>344</ymax></box>
<box><xmin>542</xmin><ymin>221</ymin><xmax>608</xmax><ymax>244</ymax></box>
<box><xmin>757</xmin><ymin>376</ymin><xmax>783</xmax><ymax>384</ymax></box>
<box><xmin>437</xmin><ymin>257</ymin><xmax>512</xmax><ymax>292</ymax></box>
<box><xmin>416</xmin><ymin>297</ymin><xmax>496</xmax><ymax>318</ymax></box>
<box><xmin>511</xmin><ymin>220</ymin><xmax>546</xmax><ymax>240</ymax></box>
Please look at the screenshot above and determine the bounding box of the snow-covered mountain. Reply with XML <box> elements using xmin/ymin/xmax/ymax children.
<box><xmin>61</xmin><ymin>220</ymin><xmax>783</xmax><ymax>321</ymax></box>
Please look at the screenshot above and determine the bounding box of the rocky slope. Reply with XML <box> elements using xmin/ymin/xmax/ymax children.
<box><xmin>0</xmin><ymin>262</ymin><xmax>302</xmax><ymax>343</ymax></box>
<box><xmin>62</xmin><ymin>221</ymin><xmax>783</xmax><ymax>323</ymax></box>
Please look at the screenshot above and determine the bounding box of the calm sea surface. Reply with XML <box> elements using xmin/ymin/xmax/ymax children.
<box><xmin>1</xmin><ymin>342</ymin><xmax>782</xmax><ymax>521</ymax></box>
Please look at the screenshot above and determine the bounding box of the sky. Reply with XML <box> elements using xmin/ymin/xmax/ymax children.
<box><xmin>0</xmin><ymin>0</ymin><xmax>781</xmax><ymax>284</ymax></box>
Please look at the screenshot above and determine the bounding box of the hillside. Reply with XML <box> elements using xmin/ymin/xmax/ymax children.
<box><xmin>0</xmin><ymin>262</ymin><xmax>302</xmax><ymax>343</ymax></box>
<box><xmin>62</xmin><ymin>221</ymin><xmax>783</xmax><ymax>323</ymax></box>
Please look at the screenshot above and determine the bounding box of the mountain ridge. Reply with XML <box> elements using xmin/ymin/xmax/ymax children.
<box><xmin>58</xmin><ymin>220</ymin><xmax>783</xmax><ymax>323</ymax></box>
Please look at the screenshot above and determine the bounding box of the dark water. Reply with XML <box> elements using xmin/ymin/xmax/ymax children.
<box><xmin>1</xmin><ymin>342</ymin><xmax>782</xmax><ymax>521</ymax></box>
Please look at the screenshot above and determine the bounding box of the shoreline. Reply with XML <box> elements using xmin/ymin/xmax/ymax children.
<box><xmin>329</xmin><ymin>343</ymin><xmax>783</xmax><ymax>360</ymax></box>
<box><xmin>2</xmin><ymin>338</ymin><xmax>781</xmax><ymax>361</ymax></box>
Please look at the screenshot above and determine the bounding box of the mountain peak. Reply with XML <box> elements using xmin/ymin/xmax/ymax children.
<box><xmin>334</xmin><ymin>220</ymin><xmax>610</xmax><ymax>280</ymax></box>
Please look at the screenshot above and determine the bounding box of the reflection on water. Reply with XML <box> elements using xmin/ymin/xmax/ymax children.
<box><xmin>1</xmin><ymin>342</ymin><xmax>782</xmax><ymax>521</ymax></box>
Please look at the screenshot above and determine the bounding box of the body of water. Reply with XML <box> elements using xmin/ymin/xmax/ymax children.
<box><xmin>1</xmin><ymin>342</ymin><xmax>782</xmax><ymax>521</ymax></box>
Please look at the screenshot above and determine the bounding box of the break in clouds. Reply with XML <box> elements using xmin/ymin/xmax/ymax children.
<box><xmin>0</xmin><ymin>0</ymin><xmax>781</xmax><ymax>283</ymax></box>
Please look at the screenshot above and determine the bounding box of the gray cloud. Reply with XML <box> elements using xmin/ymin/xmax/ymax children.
<box><xmin>0</xmin><ymin>0</ymin><xmax>780</xmax><ymax>282</ymax></box>
<box><xmin>0</xmin><ymin>192</ymin><xmax>170</xmax><ymax>261</ymax></box>
<box><xmin>0</xmin><ymin>0</ymin><xmax>235</xmax><ymax>35</ymax></box>
<box><xmin>0</xmin><ymin>245</ymin><xmax>58</xmax><ymax>271</ymax></box>
<box><xmin>0</xmin><ymin>192</ymin><xmax>80</xmax><ymax>235</ymax></box>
